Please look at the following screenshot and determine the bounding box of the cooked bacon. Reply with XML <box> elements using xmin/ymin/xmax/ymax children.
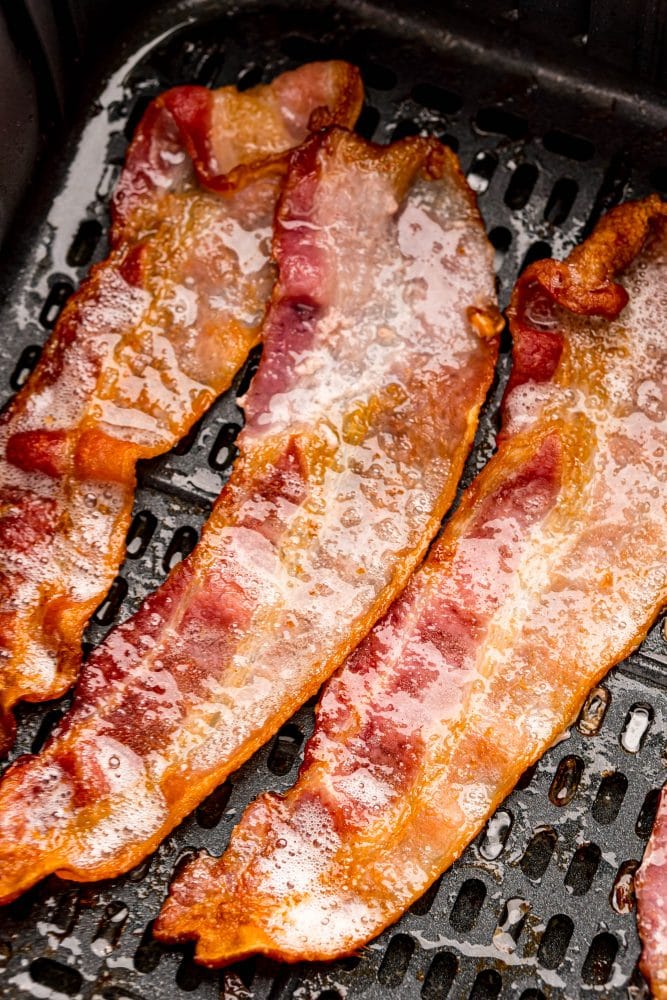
<box><xmin>154</xmin><ymin>196</ymin><xmax>667</xmax><ymax>966</ymax></box>
<box><xmin>0</xmin><ymin>127</ymin><xmax>500</xmax><ymax>902</ymax></box>
<box><xmin>0</xmin><ymin>62</ymin><xmax>362</xmax><ymax>755</ymax></box>
<box><xmin>112</xmin><ymin>61</ymin><xmax>364</xmax><ymax>242</ymax></box>
<box><xmin>637</xmin><ymin>785</ymin><xmax>667</xmax><ymax>998</ymax></box>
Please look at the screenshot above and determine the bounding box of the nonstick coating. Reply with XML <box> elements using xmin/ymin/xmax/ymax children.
<box><xmin>0</xmin><ymin>3</ymin><xmax>666</xmax><ymax>998</ymax></box>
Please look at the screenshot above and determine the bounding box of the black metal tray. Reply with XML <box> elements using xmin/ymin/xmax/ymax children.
<box><xmin>0</xmin><ymin>3</ymin><xmax>666</xmax><ymax>998</ymax></box>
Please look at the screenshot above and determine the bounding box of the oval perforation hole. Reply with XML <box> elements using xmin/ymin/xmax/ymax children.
<box><xmin>126</xmin><ymin>510</ymin><xmax>157</xmax><ymax>558</ymax></box>
<box><xmin>128</xmin><ymin>855</ymin><xmax>152</xmax><ymax>882</ymax></box>
<box><xmin>50</xmin><ymin>890</ymin><xmax>81</xmax><ymax>936</ymax></box>
<box><xmin>134</xmin><ymin>920</ymin><xmax>163</xmax><ymax>973</ymax></box>
<box><xmin>549</xmin><ymin>754</ymin><xmax>584</xmax><ymax>806</ymax></box>
<box><xmin>520</xmin><ymin>826</ymin><xmax>557</xmax><ymax>880</ymax></box>
<box><xmin>610</xmin><ymin>858</ymin><xmax>639</xmax><ymax>913</ymax></box>
<box><xmin>479</xmin><ymin>808</ymin><xmax>513</xmax><ymax>860</ymax></box>
<box><xmin>620</xmin><ymin>702</ymin><xmax>653</xmax><ymax>753</ymax></box>
<box><xmin>236</xmin><ymin>346</ymin><xmax>262</xmax><ymax>397</ymax></box>
<box><xmin>636</xmin><ymin>787</ymin><xmax>660</xmax><ymax>839</ymax></box>
<box><xmin>172</xmin><ymin>847</ymin><xmax>198</xmax><ymax>882</ymax></box>
<box><xmin>10</xmin><ymin>344</ymin><xmax>41</xmax><ymax>389</ymax></box>
<box><xmin>93</xmin><ymin>576</ymin><xmax>129</xmax><ymax>626</ymax></box>
<box><xmin>67</xmin><ymin>218</ymin><xmax>103</xmax><ymax>267</ymax></box>
<box><xmin>31</xmin><ymin>707</ymin><xmax>65</xmax><ymax>754</ymax></box>
<box><xmin>475</xmin><ymin>107</ymin><xmax>527</xmax><ymax>139</ymax></box>
<box><xmin>97</xmin><ymin>163</ymin><xmax>120</xmax><ymax>201</ymax></box>
<box><xmin>543</xmin><ymin>129</ymin><xmax>594</xmax><ymax>161</ymax></box>
<box><xmin>193</xmin><ymin>49</ymin><xmax>225</xmax><ymax>88</ymax></box>
<box><xmin>520</xmin><ymin>241</ymin><xmax>552</xmax><ymax>272</ymax></box>
<box><xmin>577</xmin><ymin>685</ymin><xmax>610</xmax><ymax>736</ymax></box>
<box><xmin>410</xmin><ymin>874</ymin><xmax>442</xmax><ymax>915</ymax></box>
<box><xmin>163</xmin><ymin>526</ymin><xmax>198</xmax><ymax>571</ymax></box>
<box><xmin>280</xmin><ymin>35</ymin><xmax>329</xmax><ymax>61</ymax></box>
<box><xmin>224</xmin><ymin>958</ymin><xmax>256</xmax><ymax>992</ymax></box>
<box><xmin>336</xmin><ymin>955</ymin><xmax>361</xmax><ymax>972</ymax></box>
<box><xmin>391</xmin><ymin>118</ymin><xmax>422</xmax><ymax>142</ymax></box>
<box><xmin>317</xmin><ymin>991</ymin><xmax>343</xmax><ymax>1000</ymax></box>
<box><xmin>412</xmin><ymin>83</ymin><xmax>462</xmax><ymax>115</ymax></box>
<box><xmin>493</xmin><ymin>897</ymin><xmax>529</xmax><ymax>953</ymax></box>
<box><xmin>488</xmin><ymin>226</ymin><xmax>511</xmax><ymax>272</ymax></box>
<box><xmin>537</xmin><ymin>913</ymin><xmax>574</xmax><ymax>969</ymax></box>
<box><xmin>377</xmin><ymin>932</ymin><xmax>415</xmax><ymax>987</ymax></box>
<box><xmin>650</xmin><ymin>166</ymin><xmax>667</xmax><ymax>193</ymax></box>
<box><xmin>520</xmin><ymin>991</ymin><xmax>545</xmax><ymax>1000</ymax></box>
<box><xmin>29</xmin><ymin>957</ymin><xmax>83</xmax><ymax>996</ymax></box>
<box><xmin>582</xmin><ymin>931</ymin><xmax>618</xmax><ymax>985</ymax></box>
<box><xmin>361</xmin><ymin>61</ymin><xmax>397</xmax><ymax>90</ymax></box>
<box><xmin>467</xmin><ymin>151</ymin><xmax>498</xmax><ymax>194</ymax></box>
<box><xmin>266</xmin><ymin>965</ymin><xmax>290</xmax><ymax>1000</ymax></box>
<box><xmin>267</xmin><ymin>723</ymin><xmax>304</xmax><ymax>776</ymax></box>
<box><xmin>39</xmin><ymin>281</ymin><xmax>74</xmax><ymax>328</ymax></box>
<box><xmin>195</xmin><ymin>780</ymin><xmax>233</xmax><ymax>828</ymax></box>
<box><xmin>449</xmin><ymin>877</ymin><xmax>486</xmax><ymax>932</ymax></box>
<box><xmin>124</xmin><ymin>96</ymin><xmax>152</xmax><ymax>139</ymax></box>
<box><xmin>107</xmin><ymin>132</ymin><xmax>130</xmax><ymax>168</ymax></box>
<box><xmin>176</xmin><ymin>949</ymin><xmax>205</xmax><ymax>991</ymax></box>
<box><xmin>92</xmin><ymin>900</ymin><xmax>129</xmax><ymax>956</ymax></box>
<box><xmin>504</xmin><ymin>163</ymin><xmax>539</xmax><ymax>210</ymax></box>
<box><xmin>440</xmin><ymin>133</ymin><xmax>459</xmax><ymax>152</ymax></box>
<box><xmin>592</xmin><ymin>771</ymin><xmax>628</xmax><ymax>824</ymax></box>
<box><xmin>171</xmin><ymin>415</ymin><xmax>204</xmax><ymax>456</ymax></box>
<box><xmin>421</xmin><ymin>951</ymin><xmax>457</xmax><ymax>999</ymax></box>
<box><xmin>6</xmin><ymin>886</ymin><xmax>38</xmax><ymax>922</ymax></box>
<box><xmin>544</xmin><ymin>177</ymin><xmax>578</xmax><ymax>225</ymax></box>
<box><xmin>517</xmin><ymin>761</ymin><xmax>538</xmax><ymax>789</ymax></box>
<box><xmin>209</xmin><ymin>422</ymin><xmax>240</xmax><ymax>472</ymax></box>
<box><xmin>564</xmin><ymin>842</ymin><xmax>601</xmax><ymax>895</ymax></box>
<box><xmin>469</xmin><ymin>969</ymin><xmax>502</xmax><ymax>1000</ymax></box>
<box><xmin>356</xmin><ymin>103</ymin><xmax>381</xmax><ymax>141</ymax></box>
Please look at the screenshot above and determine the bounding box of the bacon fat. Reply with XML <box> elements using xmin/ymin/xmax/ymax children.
<box><xmin>0</xmin><ymin>62</ymin><xmax>362</xmax><ymax>754</ymax></box>
<box><xmin>0</xmin><ymin>126</ymin><xmax>500</xmax><ymax>902</ymax></box>
<box><xmin>154</xmin><ymin>196</ymin><xmax>667</xmax><ymax>966</ymax></box>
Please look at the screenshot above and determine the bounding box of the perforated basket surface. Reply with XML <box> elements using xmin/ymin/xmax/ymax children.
<box><xmin>0</xmin><ymin>3</ymin><xmax>666</xmax><ymax>999</ymax></box>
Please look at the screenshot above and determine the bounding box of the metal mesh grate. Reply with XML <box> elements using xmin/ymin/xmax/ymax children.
<box><xmin>1</xmin><ymin>3</ymin><xmax>666</xmax><ymax>997</ymax></box>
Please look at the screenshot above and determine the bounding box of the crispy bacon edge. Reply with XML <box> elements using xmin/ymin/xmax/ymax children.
<box><xmin>153</xmin><ymin>194</ymin><xmax>667</xmax><ymax>967</ymax></box>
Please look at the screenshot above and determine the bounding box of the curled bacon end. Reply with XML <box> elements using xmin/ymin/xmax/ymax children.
<box><xmin>637</xmin><ymin>785</ymin><xmax>667</xmax><ymax>1000</ymax></box>
<box><xmin>112</xmin><ymin>61</ymin><xmax>363</xmax><ymax>242</ymax></box>
<box><xmin>155</xmin><ymin>195</ymin><xmax>667</xmax><ymax>966</ymax></box>
<box><xmin>515</xmin><ymin>194</ymin><xmax>665</xmax><ymax>318</ymax></box>
<box><xmin>0</xmin><ymin>62</ymin><xmax>363</xmax><ymax>757</ymax></box>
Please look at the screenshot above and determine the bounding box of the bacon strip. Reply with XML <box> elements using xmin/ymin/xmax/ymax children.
<box><xmin>0</xmin><ymin>127</ymin><xmax>500</xmax><ymax>903</ymax></box>
<box><xmin>637</xmin><ymin>785</ymin><xmax>667</xmax><ymax>998</ymax></box>
<box><xmin>0</xmin><ymin>62</ymin><xmax>362</xmax><ymax>754</ymax></box>
<box><xmin>154</xmin><ymin>196</ymin><xmax>667</xmax><ymax>966</ymax></box>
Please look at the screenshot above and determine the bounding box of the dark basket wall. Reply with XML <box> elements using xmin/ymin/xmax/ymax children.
<box><xmin>0</xmin><ymin>0</ymin><xmax>666</xmax><ymax>248</ymax></box>
<box><xmin>0</xmin><ymin>2</ymin><xmax>666</xmax><ymax>999</ymax></box>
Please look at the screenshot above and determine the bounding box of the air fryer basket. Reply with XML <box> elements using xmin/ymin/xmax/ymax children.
<box><xmin>0</xmin><ymin>3</ymin><xmax>666</xmax><ymax>998</ymax></box>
